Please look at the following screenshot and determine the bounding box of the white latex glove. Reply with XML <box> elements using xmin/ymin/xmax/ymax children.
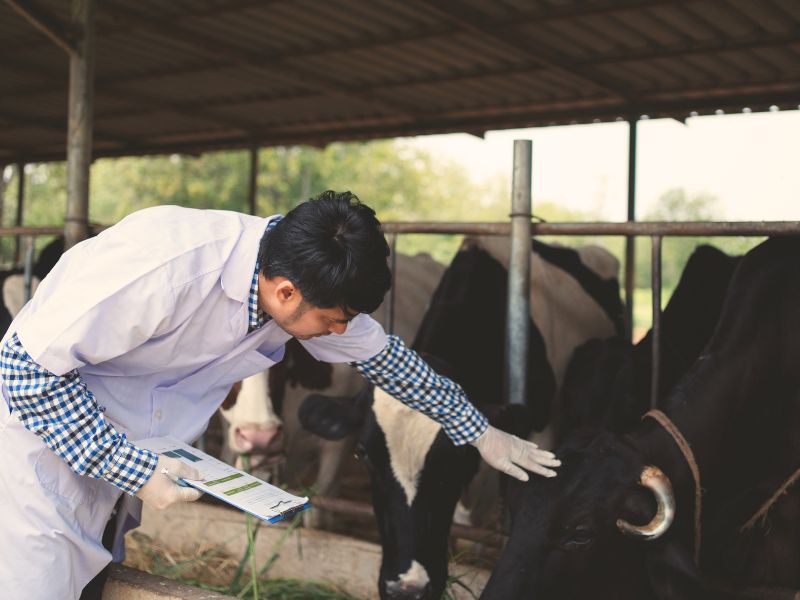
<box><xmin>470</xmin><ymin>426</ymin><xmax>561</xmax><ymax>481</ymax></box>
<box><xmin>135</xmin><ymin>455</ymin><xmax>204</xmax><ymax>510</ymax></box>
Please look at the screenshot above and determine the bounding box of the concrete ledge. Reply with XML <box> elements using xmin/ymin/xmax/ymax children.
<box><xmin>132</xmin><ymin>501</ymin><xmax>490</xmax><ymax>599</ymax></box>
<box><xmin>104</xmin><ymin>564</ymin><xmax>237</xmax><ymax>600</ymax></box>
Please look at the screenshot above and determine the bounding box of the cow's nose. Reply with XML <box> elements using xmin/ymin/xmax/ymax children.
<box><xmin>384</xmin><ymin>581</ymin><xmax>431</xmax><ymax>600</ymax></box>
<box><xmin>233</xmin><ymin>424</ymin><xmax>282</xmax><ymax>454</ymax></box>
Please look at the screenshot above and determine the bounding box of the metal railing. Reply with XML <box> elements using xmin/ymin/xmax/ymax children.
<box><xmin>4</xmin><ymin>219</ymin><xmax>799</xmax><ymax>545</ymax></box>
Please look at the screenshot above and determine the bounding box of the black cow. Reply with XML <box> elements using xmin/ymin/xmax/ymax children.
<box><xmin>0</xmin><ymin>236</ymin><xmax>69</xmax><ymax>334</ymax></box>
<box><xmin>481</xmin><ymin>237</ymin><xmax>800</xmax><ymax>600</ymax></box>
<box><xmin>559</xmin><ymin>244</ymin><xmax>740</xmax><ymax>435</ymax></box>
<box><xmin>300</xmin><ymin>236</ymin><xmax>624</xmax><ymax>599</ymax></box>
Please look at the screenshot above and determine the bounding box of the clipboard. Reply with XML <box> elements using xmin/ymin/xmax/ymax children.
<box><xmin>138</xmin><ymin>436</ymin><xmax>311</xmax><ymax>524</ymax></box>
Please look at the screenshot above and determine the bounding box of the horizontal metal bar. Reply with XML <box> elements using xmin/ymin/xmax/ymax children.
<box><xmin>0</xmin><ymin>226</ymin><xmax>67</xmax><ymax>237</ymax></box>
<box><xmin>310</xmin><ymin>496</ymin><xmax>506</xmax><ymax>547</ymax></box>
<box><xmin>1</xmin><ymin>221</ymin><xmax>795</xmax><ymax>241</ymax></box>
<box><xmin>382</xmin><ymin>221</ymin><xmax>800</xmax><ymax>237</ymax></box>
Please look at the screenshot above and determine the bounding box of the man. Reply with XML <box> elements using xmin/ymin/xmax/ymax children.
<box><xmin>0</xmin><ymin>191</ymin><xmax>560</xmax><ymax>599</ymax></box>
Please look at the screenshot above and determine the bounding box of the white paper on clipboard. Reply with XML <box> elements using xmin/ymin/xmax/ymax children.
<box><xmin>137</xmin><ymin>436</ymin><xmax>309</xmax><ymax>523</ymax></box>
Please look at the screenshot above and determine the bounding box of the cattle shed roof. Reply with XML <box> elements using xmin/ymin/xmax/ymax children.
<box><xmin>2</xmin><ymin>0</ymin><xmax>799</xmax><ymax>164</ymax></box>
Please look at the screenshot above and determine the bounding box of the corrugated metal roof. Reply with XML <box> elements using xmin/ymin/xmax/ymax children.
<box><xmin>1</xmin><ymin>0</ymin><xmax>798</xmax><ymax>163</ymax></box>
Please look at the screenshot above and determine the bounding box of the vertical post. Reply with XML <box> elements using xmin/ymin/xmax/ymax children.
<box><xmin>625</xmin><ymin>118</ymin><xmax>638</xmax><ymax>341</ymax></box>
<box><xmin>0</xmin><ymin>165</ymin><xmax>6</xmax><ymax>230</ymax></box>
<box><xmin>15</xmin><ymin>162</ymin><xmax>25</xmax><ymax>264</ymax></box>
<box><xmin>64</xmin><ymin>0</ymin><xmax>95</xmax><ymax>250</ymax></box>
<box><xmin>23</xmin><ymin>237</ymin><xmax>35</xmax><ymax>303</ymax></box>
<box><xmin>650</xmin><ymin>235</ymin><xmax>662</xmax><ymax>409</ymax></box>
<box><xmin>506</xmin><ymin>140</ymin><xmax>532</xmax><ymax>406</ymax></box>
<box><xmin>385</xmin><ymin>233</ymin><xmax>398</xmax><ymax>335</ymax></box>
<box><xmin>248</xmin><ymin>146</ymin><xmax>258</xmax><ymax>215</ymax></box>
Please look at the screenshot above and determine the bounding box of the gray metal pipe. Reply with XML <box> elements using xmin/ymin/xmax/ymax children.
<box><xmin>625</xmin><ymin>118</ymin><xmax>638</xmax><ymax>341</ymax></box>
<box><xmin>64</xmin><ymin>0</ymin><xmax>95</xmax><ymax>251</ymax></box>
<box><xmin>385</xmin><ymin>233</ymin><xmax>398</xmax><ymax>335</ymax></box>
<box><xmin>381</xmin><ymin>221</ymin><xmax>800</xmax><ymax>237</ymax></box>
<box><xmin>506</xmin><ymin>140</ymin><xmax>532</xmax><ymax>406</ymax></box>
<box><xmin>650</xmin><ymin>235</ymin><xmax>662</xmax><ymax>408</ymax></box>
<box><xmin>23</xmin><ymin>237</ymin><xmax>35</xmax><ymax>303</ymax></box>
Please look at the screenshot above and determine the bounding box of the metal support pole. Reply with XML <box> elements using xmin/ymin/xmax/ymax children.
<box><xmin>506</xmin><ymin>140</ymin><xmax>532</xmax><ymax>406</ymax></box>
<box><xmin>385</xmin><ymin>233</ymin><xmax>398</xmax><ymax>335</ymax></box>
<box><xmin>14</xmin><ymin>162</ymin><xmax>25</xmax><ymax>265</ymax></box>
<box><xmin>650</xmin><ymin>235</ymin><xmax>662</xmax><ymax>409</ymax></box>
<box><xmin>23</xmin><ymin>237</ymin><xmax>35</xmax><ymax>303</ymax></box>
<box><xmin>625</xmin><ymin>118</ymin><xmax>638</xmax><ymax>341</ymax></box>
<box><xmin>248</xmin><ymin>146</ymin><xmax>258</xmax><ymax>215</ymax></box>
<box><xmin>64</xmin><ymin>0</ymin><xmax>95</xmax><ymax>251</ymax></box>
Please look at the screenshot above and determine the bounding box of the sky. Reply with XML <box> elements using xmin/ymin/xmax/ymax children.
<box><xmin>404</xmin><ymin>109</ymin><xmax>800</xmax><ymax>222</ymax></box>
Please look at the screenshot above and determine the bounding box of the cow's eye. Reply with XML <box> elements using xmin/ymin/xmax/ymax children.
<box><xmin>353</xmin><ymin>444</ymin><xmax>371</xmax><ymax>467</ymax></box>
<box><xmin>561</xmin><ymin>524</ymin><xmax>594</xmax><ymax>550</ymax></box>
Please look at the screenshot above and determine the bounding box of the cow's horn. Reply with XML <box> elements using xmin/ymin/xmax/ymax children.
<box><xmin>616</xmin><ymin>465</ymin><xmax>675</xmax><ymax>540</ymax></box>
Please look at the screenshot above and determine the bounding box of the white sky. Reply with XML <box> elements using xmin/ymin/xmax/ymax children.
<box><xmin>404</xmin><ymin>109</ymin><xmax>800</xmax><ymax>222</ymax></box>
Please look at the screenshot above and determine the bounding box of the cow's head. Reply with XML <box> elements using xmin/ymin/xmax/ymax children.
<box><xmin>481</xmin><ymin>429</ymin><xmax>704</xmax><ymax>600</ymax></box>
<box><xmin>299</xmin><ymin>383</ymin><xmax>490</xmax><ymax>600</ymax></box>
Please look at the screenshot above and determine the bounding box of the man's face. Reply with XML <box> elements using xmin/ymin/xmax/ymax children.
<box><xmin>274</xmin><ymin>302</ymin><xmax>356</xmax><ymax>340</ymax></box>
<box><xmin>258</xmin><ymin>274</ymin><xmax>358</xmax><ymax>340</ymax></box>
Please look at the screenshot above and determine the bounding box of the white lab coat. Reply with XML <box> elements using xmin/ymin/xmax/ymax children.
<box><xmin>0</xmin><ymin>205</ymin><xmax>387</xmax><ymax>599</ymax></box>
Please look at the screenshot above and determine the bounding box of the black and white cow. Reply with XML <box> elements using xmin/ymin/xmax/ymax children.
<box><xmin>480</xmin><ymin>237</ymin><xmax>800</xmax><ymax>600</ymax></box>
<box><xmin>0</xmin><ymin>236</ymin><xmax>71</xmax><ymax>335</ymax></box>
<box><xmin>300</xmin><ymin>236</ymin><xmax>624</xmax><ymax>599</ymax></box>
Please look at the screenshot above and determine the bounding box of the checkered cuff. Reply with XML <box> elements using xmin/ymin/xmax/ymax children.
<box><xmin>351</xmin><ymin>335</ymin><xmax>488</xmax><ymax>445</ymax></box>
<box><xmin>0</xmin><ymin>332</ymin><xmax>158</xmax><ymax>494</ymax></box>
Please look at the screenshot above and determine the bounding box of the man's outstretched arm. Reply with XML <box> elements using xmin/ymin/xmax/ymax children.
<box><xmin>350</xmin><ymin>334</ymin><xmax>560</xmax><ymax>480</ymax></box>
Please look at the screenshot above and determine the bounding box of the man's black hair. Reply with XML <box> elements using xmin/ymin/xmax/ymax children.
<box><xmin>258</xmin><ymin>190</ymin><xmax>392</xmax><ymax>315</ymax></box>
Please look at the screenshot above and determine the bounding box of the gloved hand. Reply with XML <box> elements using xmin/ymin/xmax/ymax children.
<box><xmin>470</xmin><ymin>426</ymin><xmax>560</xmax><ymax>481</ymax></box>
<box><xmin>135</xmin><ymin>455</ymin><xmax>204</xmax><ymax>510</ymax></box>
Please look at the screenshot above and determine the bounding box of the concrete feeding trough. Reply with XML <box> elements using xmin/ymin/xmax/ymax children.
<box><xmin>119</xmin><ymin>501</ymin><xmax>490</xmax><ymax>599</ymax></box>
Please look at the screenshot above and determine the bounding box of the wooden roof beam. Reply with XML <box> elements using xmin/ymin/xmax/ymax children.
<box><xmin>4</xmin><ymin>0</ymin><xmax>76</xmax><ymax>55</ymax></box>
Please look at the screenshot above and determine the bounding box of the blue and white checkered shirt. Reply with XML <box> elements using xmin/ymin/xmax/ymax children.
<box><xmin>351</xmin><ymin>335</ymin><xmax>488</xmax><ymax>445</ymax></box>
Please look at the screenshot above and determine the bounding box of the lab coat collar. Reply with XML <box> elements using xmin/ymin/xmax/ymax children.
<box><xmin>220</xmin><ymin>213</ymin><xmax>280</xmax><ymax>303</ymax></box>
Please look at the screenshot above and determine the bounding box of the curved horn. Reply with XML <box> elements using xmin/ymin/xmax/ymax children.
<box><xmin>616</xmin><ymin>465</ymin><xmax>675</xmax><ymax>541</ymax></box>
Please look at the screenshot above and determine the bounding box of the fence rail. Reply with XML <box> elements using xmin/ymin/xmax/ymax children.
<box><xmin>4</xmin><ymin>219</ymin><xmax>798</xmax><ymax>545</ymax></box>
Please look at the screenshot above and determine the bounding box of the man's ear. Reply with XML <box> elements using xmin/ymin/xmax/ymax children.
<box><xmin>274</xmin><ymin>278</ymin><xmax>298</xmax><ymax>303</ymax></box>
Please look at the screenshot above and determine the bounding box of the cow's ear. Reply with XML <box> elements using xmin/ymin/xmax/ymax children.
<box><xmin>645</xmin><ymin>537</ymin><xmax>705</xmax><ymax>600</ymax></box>
<box><xmin>298</xmin><ymin>392</ymin><xmax>367</xmax><ymax>440</ymax></box>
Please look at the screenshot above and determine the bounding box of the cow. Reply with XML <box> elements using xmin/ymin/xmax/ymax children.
<box><xmin>480</xmin><ymin>236</ymin><xmax>800</xmax><ymax>600</ymax></box>
<box><xmin>218</xmin><ymin>370</ymin><xmax>283</xmax><ymax>471</ymax></box>
<box><xmin>0</xmin><ymin>236</ymin><xmax>75</xmax><ymax>334</ymax></box>
<box><xmin>300</xmin><ymin>235</ymin><xmax>624</xmax><ymax>599</ymax></box>
<box><xmin>559</xmin><ymin>244</ymin><xmax>740</xmax><ymax>435</ymax></box>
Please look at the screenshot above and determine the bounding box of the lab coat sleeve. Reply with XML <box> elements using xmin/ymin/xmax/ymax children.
<box><xmin>350</xmin><ymin>334</ymin><xmax>488</xmax><ymax>445</ymax></box>
<box><xmin>298</xmin><ymin>313</ymin><xmax>389</xmax><ymax>363</ymax></box>
<box><xmin>0</xmin><ymin>332</ymin><xmax>158</xmax><ymax>494</ymax></box>
<box><xmin>5</xmin><ymin>235</ymin><xmax>179</xmax><ymax>493</ymax></box>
